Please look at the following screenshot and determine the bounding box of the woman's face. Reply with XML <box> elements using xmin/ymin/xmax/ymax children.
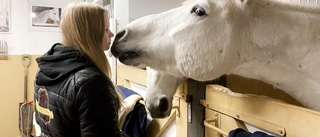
<box><xmin>102</xmin><ymin>12</ymin><xmax>114</xmax><ymax>51</ymax></box>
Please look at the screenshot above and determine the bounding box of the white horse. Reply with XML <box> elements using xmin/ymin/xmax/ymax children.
<box><xmin>111</xmin><ymin>0</ymin><xmax>320</xmax><ymax>118</ymax></box>
<box><xmin>33</xmin><ymin>9</ymin><xmax>60</xmax><ymax>25</ymax></box>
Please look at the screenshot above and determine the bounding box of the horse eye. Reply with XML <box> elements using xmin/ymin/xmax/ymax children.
<box><xmin>191</xmin><ymin>6</ymin><xmax>206</xmax><ymax>16</ymax></box>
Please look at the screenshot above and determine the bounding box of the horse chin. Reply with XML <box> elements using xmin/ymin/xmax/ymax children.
<box><xmin>147</xmin><ymin>106</ymin><xmax>172</xmax><ymax>119</ymax></box>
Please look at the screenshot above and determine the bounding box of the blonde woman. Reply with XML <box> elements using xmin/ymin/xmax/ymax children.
<box><xmin>34</xmin><ymin>2</ymin><xmax>127</xmax><ymax>137</ymax></box>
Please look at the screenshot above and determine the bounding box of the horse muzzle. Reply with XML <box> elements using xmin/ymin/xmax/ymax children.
<box><xmin>146</xmin><ymin>97</ymin><xmax>172</xmax><ymax>118</ymax></box>
<box><xmin>111</xmin><ymin>29</ymin><xmax>142</xmax><ymax>66</ymax></box>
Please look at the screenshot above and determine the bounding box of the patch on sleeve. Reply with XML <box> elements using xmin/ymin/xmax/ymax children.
<box><xmin>35</xmin><ymin>87</ymin><xmax>54</xmax><ymax>125</ymax></box>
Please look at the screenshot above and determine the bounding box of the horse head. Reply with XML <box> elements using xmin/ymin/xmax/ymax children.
<box><xmin>47</xmin><ymin>9</ymin><xmax>60</xmax><ymax>24</ymax></box>
<box><xmin>34</xmin><ymin>9</ymin><xmax>60</xmax><ymax>24</ymax></box>
<box><xmin>146</xmin><ymin>68</ymin><xmax>185</xmax><ymax>118</ymax></box>
<box><xmin>111</xmin><ymin>0</ymin><xmax>243</xmax><ymax>81</ymax></box>
<box><xmin>111</xmin><ymin>0</ymin><xmax>269</xmax><ymax>118</ymax></box>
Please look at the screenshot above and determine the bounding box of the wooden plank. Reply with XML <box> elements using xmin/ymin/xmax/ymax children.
<box><xmin>175</xmin><ymin>95</ymin><xmax>188</xmax><ymax>137</ymax></box>
<box><xmin>201</xmin><ymin>84</ymin><xmax>320</xmax><ymax>137</ymax></box>
<box><xmin>117</xmin><ymin>65</ymin><xmax>147</xmax><ymax>86</ymax></box>
<box><xmin>204</xmin><ymin>109</ymin><xmax>221</xmax><ymax>137</ymax></box>
<box><xmin>227</xmin><ymin>75</ymin><xmax>302</xmax><ymax>106</ymax></box>
<box><xmin>205</xmin><ymin>109</ymin><xmax>248</xmax><ymax>137</ymax></box>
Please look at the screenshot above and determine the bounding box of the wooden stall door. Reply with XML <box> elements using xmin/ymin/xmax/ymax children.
<box><xmin>116</xmin><ymin>65</ymin><xmax>189</xmax><ymax>137</ymax></box>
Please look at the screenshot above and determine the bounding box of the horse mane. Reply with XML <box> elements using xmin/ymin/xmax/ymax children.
<box><xmin>183</xmin><ymin>0</ymin><xmax>320</xmax><ymax>15</ymax></box>
<box><xmin>263</xmin><ymin>0</ymin><xmax>320</xmax><ymax>14</ymax></box>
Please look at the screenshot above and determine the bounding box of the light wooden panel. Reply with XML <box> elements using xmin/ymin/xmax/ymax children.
<box><xmin>0</xmin><ymin>55</ymin><xmax>39</xmax><ymax>137</ymax></box>
<box><xmin>116</xmin><ymin>65</ymin><xmax>147</xmax><ymax>87</ymax></box>
<box><xmin>202</xmin><ymin>85</ymin><xmax>320</xmax><ymax>137</ymax></box>
<box><xmin>227</xmin><ymin>75</ymin><xmax>302</xmax><ymax>106</ymax></box>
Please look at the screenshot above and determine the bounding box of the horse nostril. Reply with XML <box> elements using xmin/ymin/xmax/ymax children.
<box><xmin>115</xmin><ymin>29</ymin><xmax>126</xmax><ymax>40</ymax></box>
<box><xmin>111</xmin><ymin>29</ymin><xmax>127</xmax><ymax>57</ymax></box>
<box><xmin>158</xmin><ymin>98</ymin><xmax>169</xmax><ymax>113</ymax></box>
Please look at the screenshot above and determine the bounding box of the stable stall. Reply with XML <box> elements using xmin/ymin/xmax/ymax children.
<box><xmin>116</xmin><ymin>65</ymin><xmax>320</xmax><ymax>137</ymax></box>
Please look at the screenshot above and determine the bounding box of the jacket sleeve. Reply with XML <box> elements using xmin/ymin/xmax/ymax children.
<box><xmin>75</xmin><ymin>76</ymin><xmax>122</xmax><ymax>137</ymax></box>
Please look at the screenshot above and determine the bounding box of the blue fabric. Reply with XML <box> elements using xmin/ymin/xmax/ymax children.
<box><xmin>228</xmin><ymin>128</ymin><xmax>275</xmax><ymax>137</ymax></box>
<box><xmin>117</xmin><ymin>86</ymin><xmax>147</xmax><ymax>137</ymax></box>
<box><xmin>122</xmin><ymin>102</ymin><xmax>147</xmax><ymax>137</ymax></box>
<box><xmin>117</xmin><ymin>86</ymin><xmax>139</xmax><ymax>99</ymax></box>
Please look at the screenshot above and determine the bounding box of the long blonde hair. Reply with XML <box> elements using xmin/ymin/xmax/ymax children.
<box><xmin>60</xmin><ymin>2</ymin><xmax>111</xmax><ymax>77</ymax></box>
<box><xmin>60</xmin><ymin>2</ymin><xmax>123</xmax><ymax>107</ymax></box>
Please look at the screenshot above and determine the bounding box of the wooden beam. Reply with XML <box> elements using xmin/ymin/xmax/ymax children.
<box><xmin>117</xmin><ymin>65</ymin><xmax>147</xmax><ymax>86</ymax></box>
<box><xmin>201</xmin><ymin>84</ymin><xmax>320</xmax><ymax>137</ymax></box>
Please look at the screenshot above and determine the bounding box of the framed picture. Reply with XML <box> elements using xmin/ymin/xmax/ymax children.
<box><xmin>28</xmin><ymin>1</ymin><xmax>65</xmax><ymax>31</ymax></box>
<box><xmin>0</xmin><ymin>0</ymin><xmax>10</xmax><ymax>33</ymax></box>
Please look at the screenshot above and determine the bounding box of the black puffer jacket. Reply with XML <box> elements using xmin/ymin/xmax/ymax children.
<box><xmin>34</xmin><ymin>43</ymin><xmax>123</xmax><ymax>137</ymax></box>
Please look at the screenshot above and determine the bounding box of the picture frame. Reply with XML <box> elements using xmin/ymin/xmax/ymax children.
<box><xmin>0</xmin><ymin>0</ymin><xmax>11</xmax><ymax>33</ymax></box>
<box><xmin>27</xmin><ymin>1</ymin><xmax>65</xmax><ymax>32</ymax></box>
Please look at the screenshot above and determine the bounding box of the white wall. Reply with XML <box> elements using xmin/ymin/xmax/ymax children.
<box><xmin>0</xmin><ymin>0</ymin><xmax>120</xmax><ymax>81</ymax></box>
<box><xmin>0</xmin><ymin>0</ymin><xmax>78</xmax><ymax>55</ymax></box>
<box><xmin>114</xmin><ymin>0</ymin><xmax>129</xmax><ymax>31</ymax></box>
<box><xmin>128</xmin><ymin>0</ymin><xmax>185</xmax><ymax>22</ymax></box>
<box><xmin>114</xmin><ymin>0</ymin><xmax>185</xmax><ymax>31</ymax></box>
<box><xmin>0</xmin><ymin>0</ymin><xmax>185</xmax><ymax>62</ymax></box>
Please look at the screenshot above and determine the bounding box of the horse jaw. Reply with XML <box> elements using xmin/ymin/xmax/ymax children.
<box><xmin>145</xmin><ymin>68</ymin><xmax>186</xmax><ymax>118</ymax></box>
